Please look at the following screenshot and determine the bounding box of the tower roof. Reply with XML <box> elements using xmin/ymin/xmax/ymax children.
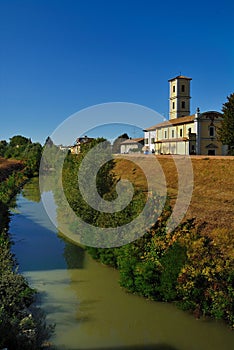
<box><xmin>168</xmin><ymin>75</ymin><xmax>192</xmax><ymax>82</ymax></box>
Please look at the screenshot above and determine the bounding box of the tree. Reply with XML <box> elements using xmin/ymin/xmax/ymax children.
<box><xmin>4</xmin><ymin>135</ymin><xmax>31</xmax><ymax>159</ymax></box>
<box><xmin>0</xmin><ymin>140</ymin><xmax>8</xmax><ymax>157</ymax></box>
<box><xmin>8</xmin><ymin>135</ymin><xmax>31</xmax><ymax>147</ymax></box>
<box><xmin>23</xmin><ymin>142</ymin><xmax>43</xmax><ymax>176</ymax></box>
<box><xmin>112</xmin><ymin>133</ymin><xmax>129</xmax><ymax>154</ymax></box>
<box><xmin>218</xmin><ymin>93</ymin><xmax>234</xmax><ymax>155</ymax></box>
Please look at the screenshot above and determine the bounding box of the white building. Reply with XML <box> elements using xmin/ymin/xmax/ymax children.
<box><xmin>144</xmin><ymin>75</ymin><xmax>227</xmax><ymax>156</ymax></box>
<box><xmin>120</xmin><ymin>138</ymin><xmax>144</xmax><ymax>154</ymax></box>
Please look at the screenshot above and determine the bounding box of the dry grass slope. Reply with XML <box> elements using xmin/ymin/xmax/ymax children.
<box><xmin>0</xmin><ymin>157</ymin><xmax>24</xmax><ymax>181</ymax></box>
<box><xmin>113</xmin><ymin>155</ymin><xmax>234</xmax><ymax>233</ymax></box>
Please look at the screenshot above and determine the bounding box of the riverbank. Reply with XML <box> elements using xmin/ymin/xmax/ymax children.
<box><xmin>20</xmin><ymin>145</ymin><xmax>234</xmax><ymax>335</ymax></box>
<box><xmin>0</xmin><ymin>157</ymin><xmax>24</xmax><ymax>181</ymax></box>
<box><xmin>82</xmin><ymin>154</ymin><xmax>234</xmax><ymax>328</ymax></box>
<box><xmin>10</xmin><ymin>180</ymin><xmax>234</xmax><ymax>350</ymax></box>
<box><xmin>46</xmin><ymin>145</ymin><xmax>233</xmax><ymax>328</ymax></box>
<box><xmin>0</xmin><ymin>159</ymin><xmax>52</xmax><ymax>349</ymax></box>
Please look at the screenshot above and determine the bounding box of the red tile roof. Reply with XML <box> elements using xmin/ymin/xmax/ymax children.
<box><xmin>168</xmin><ymin>75</ymin><xmax>192</xmax><ymax>81</ymax></box>
<box><xmin>120</xmin><ymin>137</ymin><xmax>144</xmax><ymax>144</ymax></box>
<box><xmin>144</xmin><ymin>115</ymin><xmax>195</xmax><ymax>130</ymax></box>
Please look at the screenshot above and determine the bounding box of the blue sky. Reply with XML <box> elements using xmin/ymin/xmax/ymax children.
<box><xmin>0</xmin><ymin>0</ymin><xmax>233</xmax><ymax>144</ymax></box>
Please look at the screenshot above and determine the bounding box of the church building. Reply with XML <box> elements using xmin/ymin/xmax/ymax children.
<box><xmin>144</xmin><ymin>76</ymin><xmax>227</xmax><ymax>156</ymax></box>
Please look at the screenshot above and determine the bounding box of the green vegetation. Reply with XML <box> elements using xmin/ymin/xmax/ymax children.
<box><xmin>85</xmin><ymin>215</ymin><xmax>234</xmax><ymax>328</ymax></box>
<box><xmin>58</xmin><ymin>141</ymin><xmax>234</xmax><ymax>328</ymax></box>
<box><xmin>1</xmin><ymin>135</ymin><xmax>42</xmax><ymax>176</ymax></box>
<box><xmin>0</xmin><ymin>228</ymin><xmax>53</xmax><ymax>349</ymax></box>
<box><xmin>0</xmin><ymin>136</ymin><xmax>53</xmax><ymax>349</ymax></box>
<box><xmin>218</xmin><ymin>92</ymin><xmax>234</xmax><ymax>155</ymax></box>
<box><xmin>0</xmin><ymin>202</ymin><xmax>54</xmax><ymax>349</ymax></box>
<box><xmin>57</xmin><ymin>139</ymin><xmax>154</xmax><ymax>248</ymax></box>
<box><xmin>0</xmin><ymin>135</ymin><xmax>42</xmax><ymax>204</ymax></box>
<box><xmin>0</xmin><ymin>170</ymin><xmax>26</xmax><ymax>204</ymax></box>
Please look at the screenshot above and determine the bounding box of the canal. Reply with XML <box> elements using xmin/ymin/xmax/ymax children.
<box><xmin>10</xmin><ymin>178</ymin><xmax>234</xmax><ymax>350</ymax></box>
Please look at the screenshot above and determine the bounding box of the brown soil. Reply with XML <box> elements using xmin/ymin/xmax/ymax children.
<box><xmin>0</xmin><ymin>157</ymin><xmax>24</xmax><ymax>182</ymax></box>
<box><xmin>113</xmin><ymin>155</ymin><xmax>234</xmax><ymax>232</ymax></box>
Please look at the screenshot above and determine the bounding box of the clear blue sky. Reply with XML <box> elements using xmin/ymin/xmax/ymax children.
<box><xmin>0</xmin><ymin>0</ymin><xmax>233</xmax><ymax>144</ymax></box>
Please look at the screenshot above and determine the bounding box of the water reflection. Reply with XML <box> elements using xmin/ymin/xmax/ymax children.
<box><xmin>22</xmin><ymin>177</ymin><xmax>41</xmax><ymax>202</ymax></box>
<box><xmin>10</xmin><ymin>179</ymin><xmax>234</xmax><ymax>350</ymax></box>
<box><xmin>62</xmin><ymin>239</ymin><xmax>86</xmax><ymax>269</ymax></box>
<box><xmin>11</xmin><ymin>213</ymin><xmax>66</xmax><ymax>272</ymax></box>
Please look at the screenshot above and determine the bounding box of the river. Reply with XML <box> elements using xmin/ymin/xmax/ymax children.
<box><xmin>10</xmin><ymin>179</ymin><xmax>234</xmax><ymax>350</ymax></box>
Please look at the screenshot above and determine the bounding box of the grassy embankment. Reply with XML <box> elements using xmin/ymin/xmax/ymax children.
<box><xmin>113</xmin><ymin>155</ymin><xmax>234</xmax><ymax>233</ymax></box>
<box><xmin>108</xmin><ymin>155</ymin><xmax>234</xmax><ymax>326</ymax></box>
<box><xmin>60</xmin><ymin>149</ymin><xmax>234</xmax><ymax>326</ymax></box>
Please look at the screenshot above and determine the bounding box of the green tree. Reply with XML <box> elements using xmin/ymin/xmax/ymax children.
<box><xmin>0</xmin><ymin>140</ymin><xmax>8</xmax><ymax>157</ymax></box>
<box><xmin>8</xmin><ymin>135</ymin><xmax>31</xmax><ymax>147</ymax></box>
<box><xmin>23</xmin><ymin>142</ymin><xmax>42</xmax><ymax>176</ymax></box>
<box><xmin>218</xmin><ymin>93</ymin><xmax>234</xmax><ymax>155</ymax></box>
<box><xmin>4</xmin><ymin>135</ymin><xmax>31</xmax><ymax>159</ymax></box>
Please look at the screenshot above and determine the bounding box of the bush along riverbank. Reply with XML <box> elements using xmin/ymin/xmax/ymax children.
<box><xmin>0</xmin><ymin>140</ymin><xmax>54</xmax><ymax>349</ymax></box>
<box><xmin>86</xmin><ymin>218</ymin><xmax>234</xmax><ymax>328</ymax></box>
<box><xmin>57</xmin><ymin>140</ymin><xmax>234</xmax><ymax>329</ymax></box>
<box><xmin>0</xmin><ymin>212</ymin><xmax>54</xmax><ymax>350</ymax></box>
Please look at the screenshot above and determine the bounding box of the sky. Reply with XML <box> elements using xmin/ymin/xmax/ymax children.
<box><xmin>0</xmin><ymin>0</ymin><xmax>234</xmax><ymax>144</ymax></box>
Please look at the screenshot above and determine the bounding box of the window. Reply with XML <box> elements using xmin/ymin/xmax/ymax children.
<box><xmin>164</xmin><ymin>130</ymin><xmax>167</xmax><ymax>138</ymax></box>
<box><xmin>151</xmin><ymin>138</ymin><xmax>155</xmax><ymax>144</ymax></box>
<box><xmin>172</xmin><ymin>102</ymin><xmax>175</xmax><ymax>109</ymax></box>
<box><xmin>173</xmin><ymin>85</ymin><xmax>175</xmax><ymax>93</ymax></box>
<box><xmin>181</xmin><ymin>101</ymin><xmax>185</xmax><ymax>109</ymax></box>
<box><xmin>181</xmin><ymin>84</ymin><xmax>185</xmax><ymax>92</ymax></box>
<box><xmin>208</xmin><ymin>150</ymin><xmax>215</xmax><ymax>155</ymax></box>
<box><xmin>144</xmin><ymin>138</ymin><xmax>149</xmax><ymax>144</ymax></box>
<box><xmin>172</xmin><ymin>130</ymin><xmax>175</xmax><ymax>138</ymax></box>
<box><xmin>180</xmin><ymin>129</ymin><xmax>183</xmax><ymax>137</ymax></box>
<box><xmin>209</xmin><ymin>126</ymin><xmax>215</xmax><ymax>137</ymax></box>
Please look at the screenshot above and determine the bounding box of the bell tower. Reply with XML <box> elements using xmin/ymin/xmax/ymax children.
<box><xmin>169</xmin><ymin>75</ymin><xmax>192</xmax><ymax>119</ymax></box>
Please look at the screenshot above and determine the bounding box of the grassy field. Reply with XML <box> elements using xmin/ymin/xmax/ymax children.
<box><xmin>113</xmin><ymin>155</ymin><xmax>234</xmax><ymax>233</ymax></box>
<box><xmin>0</xmin><ymin>157</ymin><xmax>24</xmax><ymax>181</ymax></box>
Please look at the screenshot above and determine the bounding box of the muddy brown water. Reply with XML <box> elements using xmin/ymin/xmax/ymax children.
<box><xmin>10</xmin><ymin>179</ymin><xmax>234</xmax><ymax>350</ymax></box>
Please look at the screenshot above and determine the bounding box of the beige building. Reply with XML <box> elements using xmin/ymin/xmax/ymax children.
<box><xmin>70</xmin><ymin>136</ymin><xmax>94</xmax><ymax>154</ymax></box>
<box><xmin>120</xmin><ymin>137</ymin><xmax>144</xmax><ymax>154</ymax></box>
<box><xmin>144</xmin><ymin>75</ymin><xmax>227</xmax><ymax>156</ymax></box>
